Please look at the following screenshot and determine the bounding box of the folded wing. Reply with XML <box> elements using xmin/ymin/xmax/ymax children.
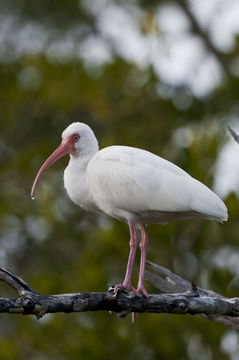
<box><xmin>87</xmin><ymin>146</ymin><xmax>227</xmax><ymax>223</ymax></box>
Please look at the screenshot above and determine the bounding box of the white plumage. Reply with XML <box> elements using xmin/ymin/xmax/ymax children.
<box><xmin>86</xmin><ymin>145</ymin><xmax>227</xmax><ymax>224</ymax></box>
<box><xmin>32</xmin><ymin>122</ymin><xmax>228</xmax><ymax>301</ymax></box>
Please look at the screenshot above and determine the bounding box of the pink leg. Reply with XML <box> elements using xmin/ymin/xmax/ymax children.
<box><xmin>114</xmin><ymin>222</ymin><xmax>138</xmax><ymax>294</ymax></box>
<box><xmin>135</xmin><ymin>225</ymin><xmax>149</xmax><ymax>298</ymax></box>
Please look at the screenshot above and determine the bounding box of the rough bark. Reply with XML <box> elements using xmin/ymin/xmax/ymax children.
<box><xmin>145</xmin><ymin>261</ymin><xmax>239</xmax><ymax>330</ymax></box>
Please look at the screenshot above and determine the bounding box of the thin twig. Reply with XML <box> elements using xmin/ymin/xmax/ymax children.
<box><xmin>0</xmin><ymin>268</ymin><xmax>35</xmax><ymax>295</ymax></box>
<box><xmin>228</xmin><ymin>126</ymin><xmax>239</xmax><ymax>144</ymax></box>
<box><xmin>177</xmin><ymin>0</ymin><xmax>230</xmax><ymax>76</ymax></box>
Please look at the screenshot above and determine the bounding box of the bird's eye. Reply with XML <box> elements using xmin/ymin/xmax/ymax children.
<box><xmin>73</xmin><ymin>135</ymin><xmax>80</xmax><ymax>142</ymax></box>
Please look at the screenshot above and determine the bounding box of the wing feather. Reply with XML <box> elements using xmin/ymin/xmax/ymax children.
<box><xmin>87</xmin><ymin>146</ymin><xmax>227</xmax><ymax>222</ymax></box>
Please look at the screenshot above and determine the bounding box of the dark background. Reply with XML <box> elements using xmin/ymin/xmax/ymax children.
<box><xmin>0</xmin><ymin>0</ymin><xmax>239</xmax><ymax>358</ymax></box>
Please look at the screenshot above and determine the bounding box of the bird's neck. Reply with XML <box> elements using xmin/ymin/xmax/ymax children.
<box><xmin>70</xmin><ymin>139</ymin><xmax>99</xmax><ymax>165</ymax></box>
<box><xmin>64</xmin><ymin>145</ymin><xmax>99</xmax><ymax>211</ymax></box>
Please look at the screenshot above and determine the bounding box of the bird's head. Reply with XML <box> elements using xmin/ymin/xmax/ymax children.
<box><xmin>31</xmin><ymin>122</ymin><xmax>98</xmax><ymax>199</ymax></box>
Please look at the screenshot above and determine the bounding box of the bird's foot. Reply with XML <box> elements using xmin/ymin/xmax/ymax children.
<box><xmin>114</xmin><ymin>283</ymin><xmax>137</xmax><ymax>296</ymax></box>
<box><xmin>112</xmin><ymin>283</ymin><xmax>148</xmax><ymax>323</ymax></box>
<box><xmin>135</xmin><ymin>286</ymin><xmax>149</xmax><ymax>298</ymax></box>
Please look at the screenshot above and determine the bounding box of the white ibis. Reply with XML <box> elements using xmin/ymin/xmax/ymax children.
<box><xmin>31</xmin><ymin>122</ymin><xmax>228</xmax><ymax>298</ymax></box>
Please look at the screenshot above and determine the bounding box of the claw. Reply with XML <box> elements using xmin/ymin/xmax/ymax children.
<box><xmin>113</xmin><ymin>283</ymin><xmax>149</xmax><ymax>323</ymax></box>
<box><xmin>113</xmin><ymin>284</ymin><xmax>138</xmax><ymax>323</ymax></box>
<box><xmin>135</xmin><ymin>286</ymin><xmax>149</xmax><ymax>298</ymax></box>
<box><xmin>114</xmin><ymin>283</ymin><xmax>137</xmax><ymax>296</ymax></box>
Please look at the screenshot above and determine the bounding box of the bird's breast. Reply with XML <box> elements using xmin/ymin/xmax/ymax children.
<box><xmin>64</xmin><ymin>163</ymin><xmax>98</xmax><ymax>212</ymax></box>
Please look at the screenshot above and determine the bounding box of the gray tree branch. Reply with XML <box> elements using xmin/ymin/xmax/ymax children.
<box><xmin>228</xmin><ymin>126</ymin><xmax>239</xmax><ymax>143</ymax></box>
<box><xmin>145</xmin><ymin>261</ymin><xmax>239</xmax><ymax>330</ymax></box>
<box><xmin>177</xmin><ymin>0</ymin><xmax>231</xmax><ymax>77</ymax></box>
<box><xmin>1</xmin><ymin>266</ymin><xmax>239</xmax><ymax>327</ymax></box>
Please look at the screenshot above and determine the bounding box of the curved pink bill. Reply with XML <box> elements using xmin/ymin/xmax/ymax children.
<box><xmin>31</xmin><ymin>140</ymin><xmax>72</xmax><ymax>199</ymax></box>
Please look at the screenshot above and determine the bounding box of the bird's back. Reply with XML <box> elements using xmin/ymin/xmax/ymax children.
<box><xmin>86</xmin><ymin>146</ymin><xmax>227</xmax><ymax>224</ymax></box>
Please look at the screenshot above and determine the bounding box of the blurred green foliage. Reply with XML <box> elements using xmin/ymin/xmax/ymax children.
<box><xmin>0</xmin><ymin>0</ymin><xmax>239</xmax><ymax>359</ymax></box>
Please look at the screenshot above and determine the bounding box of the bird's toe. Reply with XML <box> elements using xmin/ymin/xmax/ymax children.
<box><xmin>114</xmin><ymin>283</ymin><xmax>136</xmax><ymax>295</ymax></box>
<box><xmin>135</xmin><ymin>286</ymin><xmax>149</xmax><ymax>298</ymax></box>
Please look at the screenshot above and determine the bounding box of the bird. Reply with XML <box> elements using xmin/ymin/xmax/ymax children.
<box><xmin>31</xmin><ymin>122</ymin><xmax>228</xmax><ymax>299</ymax></box>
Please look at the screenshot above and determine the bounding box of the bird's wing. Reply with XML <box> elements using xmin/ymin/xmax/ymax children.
<box><xmin>87</xmin><ymin>146</ymin><xmax>227</xmax><ymax>221</ymax></box>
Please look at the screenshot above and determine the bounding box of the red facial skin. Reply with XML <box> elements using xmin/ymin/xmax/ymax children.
<box><xmin>31</xmin><ymin>133</ymin><xmax>80</xmax><ymax>199</ymax></box>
